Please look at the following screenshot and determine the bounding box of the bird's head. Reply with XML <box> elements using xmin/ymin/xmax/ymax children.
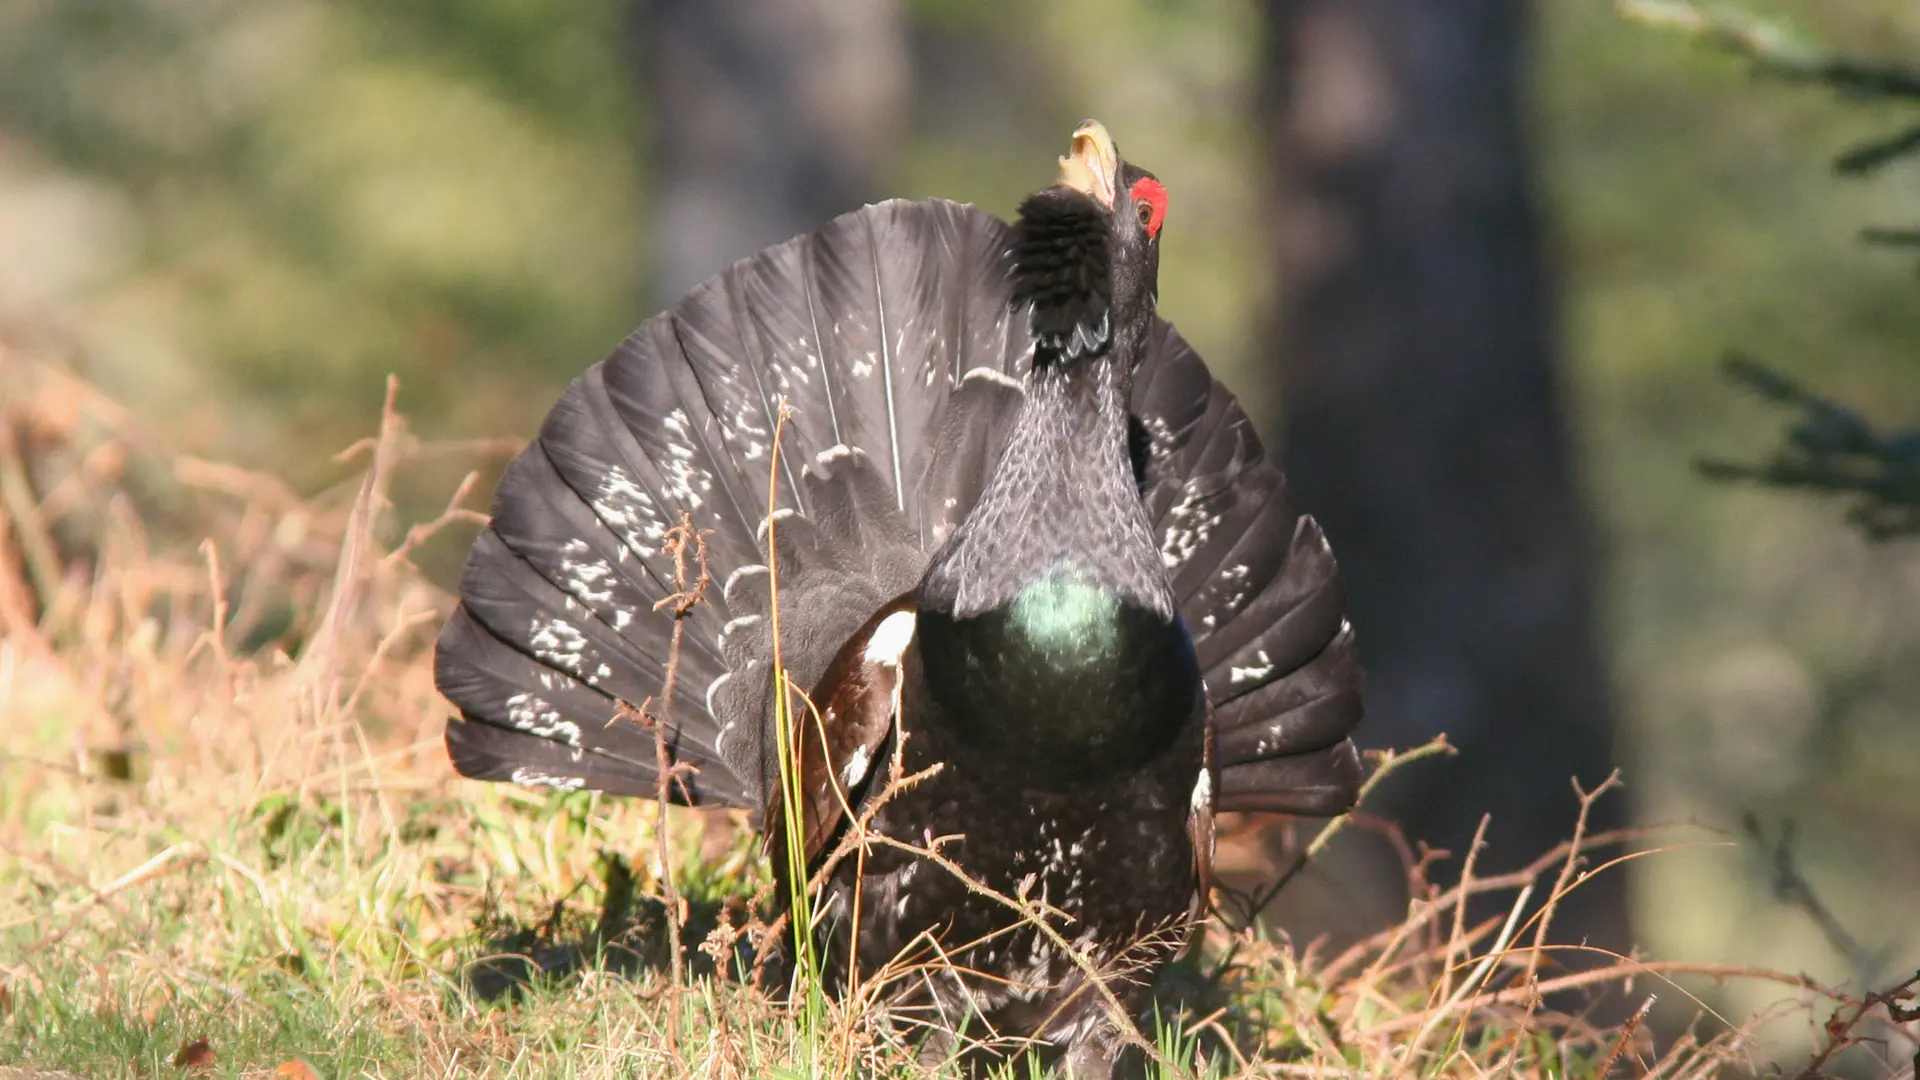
<box><xmin>1011</xmin><ymin>119</ymin><xmax>1167</xmax><ymax>366</ymax></box>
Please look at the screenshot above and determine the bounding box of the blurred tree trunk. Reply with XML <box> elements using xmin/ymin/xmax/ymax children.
<box><xmin>1260</xmin><ymin>0</ymin><xmax>1628</xmax><ymax>952</ymax></box>
<box><xmin>639</xmin><ymin>0</ymin><xmax>907</xmax><ymax>303</ymax></box>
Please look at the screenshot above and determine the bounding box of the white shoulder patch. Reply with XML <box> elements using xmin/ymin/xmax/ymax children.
<box><xmin>840</xmin><ymin>744</ymin><xmax>873</xmax><ymax>789</ymax></box>
<box><xmin>1190</xmin><ymin>768</ymin><xmax>1213</xmax><ymax>813</ymax></box>
<box><xmin>863</xmin><ymin>610</ymin><xmax>917</xmax><ymax>666</ymax></box>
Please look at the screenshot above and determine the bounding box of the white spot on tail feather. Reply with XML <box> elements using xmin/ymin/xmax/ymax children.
<box><xmin>509</xmin><ymin>767</ymin><xmax>586</xmax><ymax>792</ymax></box>
<box><xmin>506</xmin><ymin>692</ymin><xmax>582</xmax><ymax>747</ymax></box>
<box><xmin>558</xmin><ymin>553</ymin><xmax>616</xmax><ymax>607</ymax></box>
<box><xmin>1140</xmin><ymin>413</ymin><xmax>1176</xmax><ymax>457</ymax></box>
<box><xmin>1230</xmin><ymin>650</ymin><xmax>1274</xmax><ymax>685</ymax></box>
<box><xmin>1219</xmin><ymin>563</ymin><xmax>1251</xmax><ymax>612</ymax></box>
<box><xmin>530</xmin><ymin>618</ymin><xmax>590</xmax><ymax>674</ymax></box>
<box><xmin>1160</xmin><ymin>484</ymin><xmax>1221</xmax><ymax>570</ymax></box>
<box><xmin>591</xmin><ymin>464</ymin><xmax>666</xmax><ymax>558</ymax></box>
<box><xmin>658</xmin><ymin>408</ymin><xmax>712</xmax><ymax>510</ymax></box>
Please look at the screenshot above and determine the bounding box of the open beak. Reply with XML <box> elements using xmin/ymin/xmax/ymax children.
<box><xmin>1055</xmin><ymin>119</ymin><xmax>1118</xmax><ymax>210</ymax></box>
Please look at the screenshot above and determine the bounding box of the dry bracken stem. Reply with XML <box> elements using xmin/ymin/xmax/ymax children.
<box><xmin>1223</xmin><ymin>733</ymin><xmax>1456</xmax><ymax>933</ymax></box>
<box><xmin>375</xmin><ymin>469</ymin><xmax>488</xmax><ymax>573</ymax></box>
<box><xmin>1789</xmin><ymin>969</ymin><xmax>1920</xmax><ymax>1080</ymax></box>
<box><xmin>648</xmin><ymin>503</ymin><xmax>718</xmax><ymax>991</ymax></box>
<box><xmin>0</xmin><ymin>409</ymin><xmax>64</xmax><ymax>606</ymax></box>
<box><xmin>1494</xmin><ymin>771</ymin><xmax>1626</xmax><ymax>1074</ymax></box>
<box><xmin>1398</xmin><ymin>881</ymin><xmax>1534</xmax><ymax>1072</ymax></box>
<box><xmin>1593</xmin><ymin>993</ymin><xmax>1657</xmax><ymax>1078</ymax></box>
<box><xmin>643</xmin><ymin>507</ymin><xmax>714</xmax><ymax>1035</ymax></box>
<box><xmin>340</xmin><ymin>607</ymin><xmax>440</xmax><ymax>717</ymax></box>
<box><xmin>1435</xmin><ymin>814</ymin><xmax>1491</xmax><ymax>1010</ymax></box>
<box><xmin>1523</xmin><ymin>772</ymin><xmax>1623</xmax><ymax>987</ymax></box>
<box><xmin>299</xmin><ymin>374</ymin><xmax>404</xmax><ymax>711</ymax></box>
<box><xmin>1317</xmin><ymin>824</ymin><xmax>1699</xmax><ymax>987</ymax></box>
<box><xmin>1307</xmin><ymin>734</ymin><xmax>1455</xmax><ymax>865</ymax></box>
<box><xmin>1366</xmin><ymin>955</ymin><xmax>1831</xmax><ymax>1039</ymax></box>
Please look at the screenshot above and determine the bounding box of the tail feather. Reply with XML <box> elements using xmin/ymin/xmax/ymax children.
<box><xmin>486</xmin><ymin>446</ymin><xmax>723</xmax><ymax>677</ymax></box>
<box><xmin>1174</xmin><ymin>472</ymin><xmax>1296</xmax><ymax>646</ymax></box>
<box><xmin>804</xmin><ymin>202</ymin><xmax>999</xmax><ymax>516</ymax></box>
<box><xmin>435</xmin><ymin>607</ymin><xmax>737</xmax><ymax>802</ymax></box>
<box><xmin>655</xmin><ymin>267</ymin><xmax>811</xmax><ymax>517</ymax></box>
<box><xmin>1199</xmin><ymin>517</ymin><xmax>1347</xmax><ymax>692</ymax></box>
<box><xmin>1213</xmin><ymin>624</ymin><xmax>1363</xmax><ymax>762</ymax></box>
<box><xmin>598</xmin><ymin>324</ymin><xmax>778</xmax><ymax>578</ymax></box>
<box><xmin>1128</xmin><ymin>323</ymin><xmax>1364</xmax><ymax>817</ymax></box>
<box><xmin>1216</xmin><ymin>743</ymin><xmax>1362</xmax><ymax>816</ymax></box>
<box><xmin>455</xmin><ymin>530</ymin><xmax>674</xmax><ymax>706</ymax></box>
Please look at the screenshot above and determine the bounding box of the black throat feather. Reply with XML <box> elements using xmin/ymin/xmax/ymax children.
<box><xmin>1009</xmin><ymin>187</ymin><xmax>1114</xmax><ymax>365</ymax></box>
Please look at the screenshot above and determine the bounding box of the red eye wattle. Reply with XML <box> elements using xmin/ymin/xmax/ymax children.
<box><xmin>1129</xmin><ymin>177</ymin><xmax>1167</xmax><ymax>238</ymax></box>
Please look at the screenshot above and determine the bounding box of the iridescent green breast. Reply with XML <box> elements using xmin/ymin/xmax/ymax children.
<box><xmin>1007</xmin><ymin>577</ymin><xmax>1123</xmax><ymax>664</ymax></box>
<box><xmin>915</xmin><ymin>571</ymin><xmax>1202</xmax><ymax>785</ymax></box>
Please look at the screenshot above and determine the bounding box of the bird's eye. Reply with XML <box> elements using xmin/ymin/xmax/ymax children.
<box><xmin>1128</xmin><ymin>176</ymin><xmax>1167</xmax><ymax>238</ymax></box>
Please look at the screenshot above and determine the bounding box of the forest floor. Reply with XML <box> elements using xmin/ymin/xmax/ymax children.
<box><xmin>1</xmin><ymin>350</ymin><xmax>1909</xmax><ymax>1079</ymax></box>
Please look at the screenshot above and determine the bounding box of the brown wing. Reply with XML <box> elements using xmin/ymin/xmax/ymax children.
<box><xmin>765</xmin><ymin>600</ymin><xmax>916</xmax><ymax>871</ymax></box>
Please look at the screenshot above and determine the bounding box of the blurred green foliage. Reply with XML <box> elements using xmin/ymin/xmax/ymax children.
<box><xmin>1622</xmin><ymin>1</ymin><xmax>1920</xmax><ymax>541</ymax></box>
<box><xmin>2</xmin><ymin>0</ymin><xmax>1918</xmax><ymax>1052</ymax></box>
<box><xmin>0</xmin><ymin>0</ymin><xmax>646</xmax><ymax>476</ymax></box>
<box><xmin>1547</xmin><ymin>0</ymin><xmax>1920</xmax><ymax>1027</ymax></box>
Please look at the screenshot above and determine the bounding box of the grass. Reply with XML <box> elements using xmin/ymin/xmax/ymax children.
<box><xmin>2</xmin><ymin>345</ymin><xmax>1914</xmax><ymax>1078</ymax></box>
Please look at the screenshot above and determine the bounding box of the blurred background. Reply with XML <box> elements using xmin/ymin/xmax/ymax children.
<box><xmin>2</xmin><ymin>0</ymin><xmax>1917</xmax><ymax>1045</ymax></box>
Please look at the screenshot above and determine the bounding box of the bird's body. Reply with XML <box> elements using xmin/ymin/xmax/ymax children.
<box><xmin>822</xmin><ymin>697</ymin><xmax>1205</xmax><ymax>1070</ymax></box>
<box><xmin>436</xmin><ymin>122</ymin><xmax>1363</xmax><ymax>1077</ymax></box>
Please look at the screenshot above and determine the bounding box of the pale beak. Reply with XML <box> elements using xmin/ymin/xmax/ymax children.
<box><xmin>1055</xmin><ymin>119</ymin><xmax>1119</xmax><ymax>209</ymax></box>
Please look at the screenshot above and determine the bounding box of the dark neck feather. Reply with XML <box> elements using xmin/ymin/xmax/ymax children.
<box><xmin>918</xmin><ymin>335</ymin><xmax>1170</xmax><ymax>620</ymax></box>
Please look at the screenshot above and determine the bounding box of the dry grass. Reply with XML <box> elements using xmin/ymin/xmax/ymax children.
<box><xmin>1</xmin><ymin>342</ymin><xmax>1914</xmax><ymax>1079</ymax></box>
